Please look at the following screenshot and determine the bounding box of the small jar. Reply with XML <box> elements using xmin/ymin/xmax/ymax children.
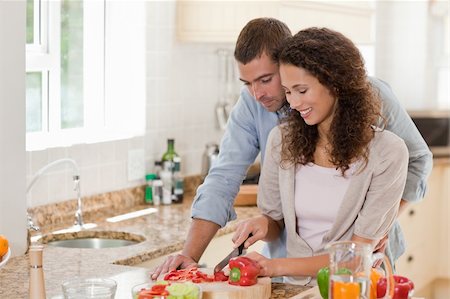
<box><xmin>145</xmin><ymin>173</ymin><xmax>157</xmax><ymax>204</ymax></box>
<box><xmin>152</xmin><ymin>179</ymin><xmax>163</xmax><ymax>206</ymax></box>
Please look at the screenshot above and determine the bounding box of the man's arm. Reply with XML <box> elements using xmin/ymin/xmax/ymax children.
<box><xmin>181</xmin><ymin>219</ymin><xmax>220</xmax><ymax>262</ymax></box>
<box><xmin>151</xmin><ymin>89</ymin><xmax>266</xmax><ymax>279</ymax></box>
<box><xmin>371</xmin><ymin>77</ymin><xmax>433</xmax><ymax>204</ymax></box>
<box><xmin>370</xmin><ymin>77</ymin><xmax>433</xmax><ymax>256</ymax></box>
<box><xmin>150</xmin><ymin>219</ymin><xmax>219</xmax><ymax>279</ymax></box>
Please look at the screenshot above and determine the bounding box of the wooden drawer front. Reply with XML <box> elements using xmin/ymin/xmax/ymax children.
<box><xmin>396</xmin><ymin>241</ymin><xmax>437</xmax><ymax>292</ymax></box>
<box><xmin>398</xmin><ymin>202</ymin><xmax>438</xmax><ymax>249</ymax></box>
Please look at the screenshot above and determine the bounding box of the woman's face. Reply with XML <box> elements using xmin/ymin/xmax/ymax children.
<box><xmin>280</xmin><ymin>63</ymin><xmax>336</xmax><ymax>129</ymax></box>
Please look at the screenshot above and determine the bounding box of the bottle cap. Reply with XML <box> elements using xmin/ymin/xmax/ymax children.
<box><xmin>145</xmin><ymin>173</ymin><xmax>157</xmax><ymax>181</ymax></box>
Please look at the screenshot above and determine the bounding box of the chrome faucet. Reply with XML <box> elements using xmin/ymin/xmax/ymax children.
<box><xmin>27</xmin><ymin>158</ymin><xmax>83</xmax><ymax>230</ymax></box>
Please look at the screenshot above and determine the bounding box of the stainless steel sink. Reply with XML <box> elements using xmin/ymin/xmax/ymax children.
<box><xmin>41</xmin><ymin>230</ymin><xmax>145</xmax><ymax>249</ymax></box>
<box><xmin>47</xmin><ymin>238</ymin><xmax>138</xmax><ymax>249</ymax></box>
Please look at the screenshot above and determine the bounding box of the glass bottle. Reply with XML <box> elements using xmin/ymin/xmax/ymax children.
<box><xmin>160</xmin><ymin>163</ymin><xmax>173</xmax><ymax>205</ymax></box>
<box><xmin>172</xmin><ymin>156</ymin><xmax>184</xmax><ymax>203</ymax></box>
<box><xmin>161</xmin><ymin>139</ymin><xmax>178</xmax><ymax>169</ymax></box>
<box><xmin>161</xmin><ymin>139</ymin><xmax>179</xmax><ymax>205</ymax></box>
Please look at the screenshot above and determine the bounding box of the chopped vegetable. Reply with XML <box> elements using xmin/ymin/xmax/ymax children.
<box><xmin>163</xmin><ymin>267</ymin><xmax>226</xmax><ymax>284</ymax></box>
<box><xmin>213</xmin><ymin>270</ymin><xmax>228</xmax><ymax>282</ymax></box>
<box><xmin>136</xmin><ymin>282</ymin><xmax>199</xmax><ymax>299</ymax></box>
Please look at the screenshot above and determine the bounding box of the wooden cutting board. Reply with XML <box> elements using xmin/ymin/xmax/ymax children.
<box><xmin>199</xmin><ymin>269</ymin><xmax>271</xmax><ymax>299</ymax></box>
<box><xmin>161</xmin><ymin>268</ymin><xmax>271</xmax><ymax>299</ymax></box>
<box><xmin>234</xmin><ymin>184</ymin><xmax>258</xmax><ymax>206</ymax></box>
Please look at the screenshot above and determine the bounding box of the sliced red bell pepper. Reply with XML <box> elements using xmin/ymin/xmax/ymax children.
<box><xmin>214</xmin><ymin>270</ymin><xmax>228</xmax><ymax>282</ymax></box>
<box><xmin>228</xmin><ymin>256</ymin><xmax>260</xmax><ymax>286</ymax></box>
<box><xmin>163</xmin><ymin>268</ymin><xmax>216</xmax><ymax>283</ymax></box>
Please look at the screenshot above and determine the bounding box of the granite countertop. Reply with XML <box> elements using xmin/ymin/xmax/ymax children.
<box><xmin>0</xmin><ymin>194</ymin><xmax>310</xmax><ymax>298</ymax></box>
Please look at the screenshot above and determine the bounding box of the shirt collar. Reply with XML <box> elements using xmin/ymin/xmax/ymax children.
<box><xmin>276</xmin><ymin>102</ymin><xmax>291</xmax><ymax>119</ymax></box>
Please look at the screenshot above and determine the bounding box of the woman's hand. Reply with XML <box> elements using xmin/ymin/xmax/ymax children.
<box><xmin>232</xmin><ymin>215</ymin><xmax>269</xmax><ymax>249</ymax></box>
<box><xmin>245</xmin><ymin>251</ymin><xmax>277</xmax><ymax>277</ymax></box>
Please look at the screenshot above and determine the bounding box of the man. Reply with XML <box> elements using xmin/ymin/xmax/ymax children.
<box><xmin>151</xmin><ymin>18</ymin><xmax>432</xmax><ymax>280</ymax></box>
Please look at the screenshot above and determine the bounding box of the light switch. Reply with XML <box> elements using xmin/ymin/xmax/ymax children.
<box><xmin>127</xmin><ymin>149</ymin><xmax>145</xmax><ymax>181</ymax></box>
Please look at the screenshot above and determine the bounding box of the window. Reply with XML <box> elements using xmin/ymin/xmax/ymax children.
<box><xmin>26</xmin><ymin>0</ymin><xmax>145</xmax><ymax>150</ymax></box>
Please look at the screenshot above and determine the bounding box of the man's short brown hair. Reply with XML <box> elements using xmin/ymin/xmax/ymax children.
<box><xmin>234</xmin><ymin>18</ymin><xmax>292</xmax><ymax>64</ymax></box>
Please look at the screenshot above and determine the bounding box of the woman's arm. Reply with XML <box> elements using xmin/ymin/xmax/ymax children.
<box><xmin>247</xmin><ymin>234</ymin><xmax>376</xmax><ymax>278</ymax></box>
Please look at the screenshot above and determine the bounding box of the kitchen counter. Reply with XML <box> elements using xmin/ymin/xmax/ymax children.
<box><xmin>0</xmin><ymin>193</ymin><xmax>310</xmax><ymax>298</ymax></box>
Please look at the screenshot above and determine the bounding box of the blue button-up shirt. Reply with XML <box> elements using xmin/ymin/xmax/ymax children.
<box><xmin>192</xmin><ymin>77</ymin><xmax>433</xmax><ymax>262</ymax></box>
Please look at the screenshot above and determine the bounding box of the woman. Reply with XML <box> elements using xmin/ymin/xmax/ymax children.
<box><xmin>232</xmin><ymin>27</ymin><xmax>408</xmax><ymax>285</ymax></box>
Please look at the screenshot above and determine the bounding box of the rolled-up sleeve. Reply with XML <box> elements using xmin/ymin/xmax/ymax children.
<box><xmin>191</xmin><ymin>92</ymin><xmax>261</xmax><ymax>227</ymax></box>
<box><xmin>370</xmin><ymin>77</ymin><xmax>433</xmax><ymax>203</ymax></box>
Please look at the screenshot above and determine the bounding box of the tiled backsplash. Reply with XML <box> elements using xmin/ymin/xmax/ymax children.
<box><xmin>27</xmin><ymin>174</ymin><xmax>202</xmax><ymax>229</ymax></box>
<box><xmin>27</xmin><ymin>2</ymin><xmax>230</xmax><ymax>207</ymax></box>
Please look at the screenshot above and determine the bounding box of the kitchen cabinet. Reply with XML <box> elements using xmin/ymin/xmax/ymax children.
<box><xmin>176</xmin><ymin>0</ymin><xmax>375</xmax><ymax>44</ymax></box>
<box><xmin>176</xmin><ymin>1</ymin><xmax>278</xmax><ymax>43</ymax></box>
<box><xmin>135</xmin><ymin>233</ymin><xmax>264</xmax><ymax>269</ymax></box>
<box><xmin>396</xmin><ymin>160</ymin><xmax>450</xmax><ymax>293</ymax></box>
<box><xmin>437</xmin><ymin>164</ymin><xmax>449</xmax><ymax>278</ymax></box>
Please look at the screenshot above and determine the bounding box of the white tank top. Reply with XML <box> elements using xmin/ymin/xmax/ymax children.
<box><xmin>295</xmin><ymin>163</ymin><xmax>353</xmax><ymax>252</ymax></box>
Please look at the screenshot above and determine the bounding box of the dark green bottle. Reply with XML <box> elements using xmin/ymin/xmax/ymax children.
<box><xmin>161</xmin><ymin>139</ymin><xmax>178</xmax><ymax>167</ymax></box>
<box><xmin>161</xmin><ymin>139</ymin><xmax>179</xmax><ymax>204</ymax></box>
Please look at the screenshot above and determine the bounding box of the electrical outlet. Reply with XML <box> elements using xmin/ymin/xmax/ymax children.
<box><xmin>128</xmin><ymin>149</ymin><xmax>145</xmax><ymax>181</ymax></box>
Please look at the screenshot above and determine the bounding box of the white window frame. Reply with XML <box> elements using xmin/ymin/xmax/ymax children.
<box><xmin>26</xmin><ymin>0</ymin><xmax>145</xmax><ymax>151</ymax></box>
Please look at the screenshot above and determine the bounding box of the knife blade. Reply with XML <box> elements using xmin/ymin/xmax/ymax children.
<box><xmin>213</xmin><ymin>233</ymin><xmax>252</xmax><ymax>273</ymax></box>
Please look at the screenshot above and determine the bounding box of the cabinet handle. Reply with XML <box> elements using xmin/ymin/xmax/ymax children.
<box><xmin>408</xmin><ymin>209</ymin><xmax>415</xmax><ymax>216</ymax></box>
<box><xmin>407</xmin><ymin>255</ymin><xmax>414</xmax><ymax>263</ymax></box>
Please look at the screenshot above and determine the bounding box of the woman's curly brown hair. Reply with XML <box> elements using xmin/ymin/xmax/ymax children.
<box><xmin>278</xmin><ymin>27</ymin><xmax>382</xmax><ymax>175</ymax></box>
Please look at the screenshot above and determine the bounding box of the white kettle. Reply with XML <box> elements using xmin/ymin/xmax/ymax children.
<box><xmin>201</xmin><ymin>143</ymin><xmax>219</xmax><ymax>178</ymax></box>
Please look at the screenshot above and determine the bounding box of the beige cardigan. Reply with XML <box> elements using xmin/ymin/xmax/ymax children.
<box><xmin>258</xmin><ymin>126</ymin><xmax>409</xmax><ymax>285</ymax></box>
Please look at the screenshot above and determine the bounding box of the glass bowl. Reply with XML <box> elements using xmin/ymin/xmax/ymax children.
<box><xmin>132</xmin><ymin>281</ymin><xmax>202</xmax><ymax>299</ymax></box>
<box><xmin>62</xmin><ymin>277</ymin><xmax>117</xmax><ymax>299</ymax></box>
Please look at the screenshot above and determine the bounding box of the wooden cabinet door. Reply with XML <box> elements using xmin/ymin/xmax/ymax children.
<box><xmin>176</xmin><ymin>1</ymin><xmax>278</xmax><ymax>43</ymax></box>
<box><xmin>396</xmin><ymin>162</ymin><xmax>446</xmax><ymax>291</ymax></box>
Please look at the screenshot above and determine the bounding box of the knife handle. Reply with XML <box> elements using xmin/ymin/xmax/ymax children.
<box><xmin>237</xmin><ymin>233</ymin><xmax>253</xmax><ymax>255</ymax></box>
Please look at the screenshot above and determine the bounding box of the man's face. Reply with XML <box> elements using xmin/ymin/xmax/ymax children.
<box><xmin>237</xmin><ymin>53</ymin><xmax>286</xmax><ymax>112</ymax></box>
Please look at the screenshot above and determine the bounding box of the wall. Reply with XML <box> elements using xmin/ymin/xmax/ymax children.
<box><xmin>0</xmin><ymin>0</ymin><xmax>28</xmax><ymax>255</ymax></box>
<box><xmin>26</xmin><ymin>1</ymin><xmax>447</xmax><ymax>207</ymax></box>
<box><xmin>375</xmin><ymin>1</ymin><xmax>449</xmax><ymax>110</ymax></box>
<box><xmin>26</xmin><ymin>1</ymin><xmax>226</xmax><ymax>207</ymax></box>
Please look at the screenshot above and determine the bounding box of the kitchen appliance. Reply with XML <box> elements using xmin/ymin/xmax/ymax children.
<box><xmin>202</xmin><ymin>142</ymin><xmax>219</xmax><ymax>178</ymax></box>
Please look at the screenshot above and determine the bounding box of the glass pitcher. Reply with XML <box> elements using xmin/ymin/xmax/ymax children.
<box><xmin>325</xmin><ymin>240</ymin><xmax>394</xmax><ymax>299</ymax></box>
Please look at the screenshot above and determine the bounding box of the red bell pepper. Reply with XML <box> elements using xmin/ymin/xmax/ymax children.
<box><xmin>377</xmin><ymin>275</ymin><xmax>414</xmax><ymax>299</ymax></box>
<box><xmin>228</xmin><ymin>256</ymin><xmax>260</xmax><ymax>286</ymax></box>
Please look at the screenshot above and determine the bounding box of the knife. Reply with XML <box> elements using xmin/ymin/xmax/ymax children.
<box><xmin>213</xmin><ymin>233</ymin><xmax>252</xmax><ymax>273</ymax></box>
